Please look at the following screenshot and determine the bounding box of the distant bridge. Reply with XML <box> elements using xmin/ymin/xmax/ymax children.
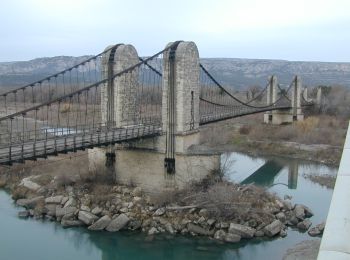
<box><xmin>0</xmin><ymin>41</ymin><xmax>314</xmax><ymax>169</ymax></box>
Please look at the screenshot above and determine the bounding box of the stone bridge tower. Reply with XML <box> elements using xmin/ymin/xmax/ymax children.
<box><xmin>100</xmin><ymin>44</ymin><xmax>139</xmax><ymax>128</ymax></box>
<box><xmin>264</xmin><ymin>75</ymin><xmax>304</xmax><ymax>124</ymax></box>
<box><xmin>162</xmin><ymin>41</ymin><xmax>200</xmax><ymax>173</ymax></box>
<box><xmin>264</xmin><ymin>75</ymin><xmax>278</xmax><ymax>124</ymax></box>
<box><xmin>89</xmin><ymin>41</ymin><xmax>219</xmax><ymax>192</ymax></box>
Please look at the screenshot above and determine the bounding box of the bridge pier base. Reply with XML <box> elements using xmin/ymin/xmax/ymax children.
<box><xmin>88</xmin><ymin>147</ymin><xmax>219</xmax><ymax>193</ymax></box>
<box><xmin>264</xmin><ymin>113</ymin><xmax>294</xmax><ymax>125</ymax></box>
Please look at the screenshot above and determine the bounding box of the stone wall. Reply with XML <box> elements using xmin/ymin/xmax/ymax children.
<box><xmin>88</xmin><ymin>147</ymin><xmax>220</xmax><ymax>194</ymax></box>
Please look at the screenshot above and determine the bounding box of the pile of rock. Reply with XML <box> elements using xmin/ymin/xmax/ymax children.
<box><xmin>14</xmin><ymin>183</ymin><xmax>321</xmax><ymax>243</ymax></box>
<box><xmin>308</xmin><ymin>222</ymin><xmax>325</xmax><ymax>237</ymax></box>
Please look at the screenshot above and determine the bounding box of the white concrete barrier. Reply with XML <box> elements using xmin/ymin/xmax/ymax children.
<box><xmin>318</xmin><ymin>121</ymin><xmax>350</xmax><ymax>259</ymax></box>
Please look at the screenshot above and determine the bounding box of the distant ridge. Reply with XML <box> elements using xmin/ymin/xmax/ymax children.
<box><xmin>0</xmin><ymin>56</ymin><xmax>349</xmax><ymax>90</ymax></box>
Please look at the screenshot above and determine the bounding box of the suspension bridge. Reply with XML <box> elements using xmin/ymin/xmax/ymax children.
<box><xmin>0</xmin><ymin>41</ymin><xmax>314</xmax><ymax>169</ymax></box>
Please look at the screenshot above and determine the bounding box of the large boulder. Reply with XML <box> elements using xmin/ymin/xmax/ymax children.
<box><xmin>254</xmin><ymin>230</ymin><xmax>265</xmax><ymax>237</ymax></box>
<box><xmin>61</xmin><ymin>219</ymin><xmax>84</xmax><ymax>228</ymax></box>
<box><xmin>308</xmin><ymin>226</ymin><xmax>321</xmax><ymax>237</ymax></box>
<box><xmin>128</xmin><ymin>220</ymin><xmax>142</xmax><ymax>231</ymax></box>
<box><xmin>61</xmin><ymin>197</ymin><xmax>69</xmax><ymax>205</ymax></box>
<box><xmin>275</xmin><ymin>199</ymin><xmax>284</xmax><ymax>209</ymax></box>
<box><xmin>106</xmin><ymin>214</ymin><xmax>130</xmax><ymax>232</ymax></box>
<box><xmin>148</xmin><ymin>227</ymin><xmax>159</xmax><ymax>235</ymax></box>
<box><xmin>154</xmin><ymin>208</ymin><xmax>166</xmax><ymax>216</ymax></box>
<box><xmin>263</xmin><ymin>220</ymin><xmax>283</xmax><ymax>237</ymax></box>
<box><xmin>282</xmin><ymin>200</ymin><xmax>293</xmax><ymax>211</ymax></box>
<box><xmin>214</xmin><ymin>230</ymin><xmax>226</xmax><ymax>241</ymax></box>
<box><xmin>80</xmin><ymin>205</ymin><xmax>91</xmax><ymax>212</ymax></box>
<box><xmin>228</xmin><ymin>223</ymin><xmax>256</xmax><ymax>238</ymax></box>
<box><xmin>300</xmin><ymin>205</ymin><xmax>314</xmax><ymax>218</ymax></box>
<box><xmin>91</xmin><ymin>207</ymin><xmax>103</xmax><ymax>216</ymax></box>
<box><xmin>294</xmin><ymin>205</ymin><xmax>305</xmax><ymax>220</ymax></box>
<box><xmin>62</xmin><ymin>213</ymin><xmax>75</xmax><ymax>221</ymax></box>
<box><xmin>16</xmin><ymin>196</ymin><xmax>44</xmax><ymax>209</ymax></box>
<box><xmin>316</xmin><ymin>222</ymin><xmax>325</xmax><ymax>232</ymax></box>
<box><xmin>225</xmin><ymin>233</ymin><xmax>241</xmax><ymax>243</ymax></box>
<box><xmin>64</xmin><ymin>197</ymin><xmax>77</xmax><ymax>208</ymax></box>
<box><xmin>78</xmin><ymin>211</ymin><xmax>98</xmax><ymax>225</ymax></box>
<box><xmin>207</xmin><ymin>219</ymin><xmax>216</xmax><ymax>227</ymax></box>
<box><xmin>45</xmin><ymin>204</ymin><xmax>57</xmax><ymax>216</ymax></box>
<box><xmin>88</xmin><ymin>215</ymin><xmax>112</xmax><ymax>231</ymax></box>
<box><xmin>308</xmin><ymin>222</ymin><xmax>325</xmax><ymax>236</ymax></box>
<box><xmin>165</xmin><ymin>223</ymin><xmax>175</xmax><ymax>234</ymax></box>
<box><xmin>55</xmin><ymin>206</ymin><xmax>77</xmax><ymax>218</ymax></box>
<box><xmin>297</xmin><ymin>219</ymin><xmax>312</xmax><ymax>231</ymax></box>
<box><xmin>199</xmin><ymin>209</ymin><xmax>209</xmax><ymax>218</ymax></box>
<box><xmin>45</xmin><ymin>196</ymin><xmax>64</xmax><ymax>204</ymax></box>
<box><xmin>187</xmin><ymin>223</ymin><xmax>214</xmax><ymax>236</ymax></box>
<box><xmin>18</xmin><ymin>210</ymin><xmax>30</xmax><ymax>218</ymax></box>
<box><xmin>285</xmin><ymin>210</ymin><xmax>299</xmax><ymax>226</ymax></box>
<box><xmin>19</xmin><ymin>177</ymin><xmax>41</xmax><ymax>191</ymax></box>
<box><xmin>276</xmin><ymin>212</ymin><xmax>286</xmax><ymax>223</ymax></box>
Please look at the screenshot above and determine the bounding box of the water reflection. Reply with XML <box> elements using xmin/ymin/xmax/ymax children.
<box><xmin>241</xmin><ymin>160</ymin><xmax>284</xmax><ymax>187</ymax></box>
<box><xmin>226</xmin><ymin>152</ymin><xmax>337</xmax><ymax>192</ymax></box>
<box><xmin>240</xmin><ymin>159</ymin><xmax>299</xmax><ymax>189</ymax></box>
<box><xmin>0</xmin><ymin>152</ymin><xmax>338</xmax><ymax>260</ymax></box>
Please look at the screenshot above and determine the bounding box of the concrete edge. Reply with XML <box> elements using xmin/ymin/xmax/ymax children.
<box><xmin>317</xmin><ymin>121</ymin><xmax>350</xmax><ymax>259</ymax></box>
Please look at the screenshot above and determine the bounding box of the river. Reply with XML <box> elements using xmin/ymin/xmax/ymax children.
<box><xmin>0</xmin><ymin>152</ymin><xmax>337</xmax><ymax>260</ymax></box>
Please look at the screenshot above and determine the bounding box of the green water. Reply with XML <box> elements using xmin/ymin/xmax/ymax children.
<box><xmin>0</xmin><ymin>153</ymin><xmax>337</xmax><ymax>260</ymax></box>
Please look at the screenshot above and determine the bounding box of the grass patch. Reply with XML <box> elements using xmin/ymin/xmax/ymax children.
<box><xmin>232</xmin><ymin>135</ymin><xmax>246</xmax><ymax>145</ymax></box>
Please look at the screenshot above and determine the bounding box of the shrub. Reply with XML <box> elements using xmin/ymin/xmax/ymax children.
<box><xmin>0</xmin><ymin>179</ymin><xmax>6</xmax><ymax>188</ymax></box>
<box><xmin>274</xmin><ymin>125</ymin><xmax>297</xmax><ymax>141</ymax></box>
<box><xmin>239</xmin><ymin>125</ymin><xmax>251</xmax><ymax>135</ymax></box>
<box><xmin>60</xmin><ymin>103</ymin><xmax>71</xmax><ymax>113</ymax></box>
<box><xmin>296</xmin><ymin>117</ymin><xmax>319</xmax><ymax>133</ymax></box>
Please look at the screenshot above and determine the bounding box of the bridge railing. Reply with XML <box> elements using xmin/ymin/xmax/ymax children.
<box><xmin>0</xmin><ymin>124</ymin><xmax>161</xmax><ymax>164</ymax></box>
<box><xmin>0</xmin><ymin>43</ymin><xmax>179</xmax><ymax>165</ymax></box>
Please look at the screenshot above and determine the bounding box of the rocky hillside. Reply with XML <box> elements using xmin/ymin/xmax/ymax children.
<box><xmin>200</xmin><ymin>58</ymin><xmax>350</xmax><ymax>88</ymax></box>
<box><xmin>0</xmin><ymin>56</ymin><xmax>91</xmax><ymax>88</ymax></box>
<box><xmin>0</xmin><ymin>56</ymin><xmax>349</xmax><ymax>90</ymax></box>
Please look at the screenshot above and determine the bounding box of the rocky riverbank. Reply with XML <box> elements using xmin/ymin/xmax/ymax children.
<box><xmin>3</xmin><ymin>174</ymin><xmax>325</xmax><ymax>243</ymax></box>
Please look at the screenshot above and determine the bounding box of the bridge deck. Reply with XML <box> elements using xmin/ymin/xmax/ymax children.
<box><xmin>0</xmin><ymin>125</ymin><xmax>161</xmax><ymax>165</ymax></box>
<box><xmin>199</xmin><ymin>106</ymin><xmax>291</xmax><ymax>125</ymax></box>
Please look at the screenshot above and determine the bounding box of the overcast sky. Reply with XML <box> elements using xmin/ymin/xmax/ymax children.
<box><xmin>1</xmin><ymin>0</ymin><xmax>349</xmax><ymax>62</ymax></box>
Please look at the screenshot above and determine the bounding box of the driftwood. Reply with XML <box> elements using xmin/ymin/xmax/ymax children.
<box><xmin>166</xmin><ymin>205</ymin><xmax>199</xmax><ymax>210</ymax></box>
